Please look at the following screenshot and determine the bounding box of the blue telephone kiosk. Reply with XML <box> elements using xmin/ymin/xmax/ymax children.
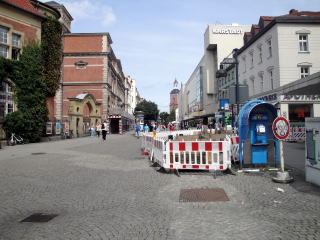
<box><xmin>250</xmin><ymin>113</ymin><xmax>269</xmax><ymax>164</ymax></box>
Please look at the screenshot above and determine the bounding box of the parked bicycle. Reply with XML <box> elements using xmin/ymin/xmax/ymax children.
<box><xmin>8</xmin><ymin>133</ymin><xmax>24</xmax><ymax>146</ymax></box>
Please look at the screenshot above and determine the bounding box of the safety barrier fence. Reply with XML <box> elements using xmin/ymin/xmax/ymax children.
<box><xmin>285</xmin><ymin>126</ymin><xmax>305</xmax><ymax>142</ymax></box>
<box><xmin>227</xmin><ymin>135</ymin><xmax>240</xmax><ymax>162</ymax></box>
<box><xmin>142</xmin><ymin>133</ymin><xmax>232</xmax><ymax>172</ymax></box>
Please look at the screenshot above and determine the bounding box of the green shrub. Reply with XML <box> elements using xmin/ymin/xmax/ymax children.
<box><xmin>3</xmin><ymin>44</ymin><xmax>48</xmax><ymax>142</ymax></box>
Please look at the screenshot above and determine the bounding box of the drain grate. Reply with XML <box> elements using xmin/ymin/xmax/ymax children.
<box><xmin>20</xmin><ymin>213</ymin><xmax>58</xmax><ymax>223</ymax></box>
<box><xmin>31</xmin><ymin>152</ymin><xmax>46</xmax><ymax>155</ymax></box>
<box><xmin>179</xmin><ymin>188</ymin><xmax>229</xmax><ymax>202</ymax></box>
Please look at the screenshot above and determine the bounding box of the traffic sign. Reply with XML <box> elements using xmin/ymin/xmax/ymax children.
<box><xmin>272</xmin><ymin>117</ymin><xmax>290</xmax><ymax>140</ymax></box>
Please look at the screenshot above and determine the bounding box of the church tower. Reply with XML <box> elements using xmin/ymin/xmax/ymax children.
<box><xmin>169</xmin><ymin>78</ymin><xmax>180</xmax><ymax>112</ymax></box>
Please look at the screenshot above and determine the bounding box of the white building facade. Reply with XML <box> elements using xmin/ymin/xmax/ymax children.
<box><xmin>178</xmin><ymin>24</ymin><xmax>250</xmax><ymax>127</ymax></box>
<box><xmin>237</xmin><ymin>9</ymin><xmax>320</xmax><ymax>126</ymax></box>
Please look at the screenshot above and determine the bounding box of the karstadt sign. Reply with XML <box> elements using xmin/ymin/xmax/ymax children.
<box><xmin>212</xmin><ymin>28</ymin><xmax>244</xmax><ymax>34</ymax></box>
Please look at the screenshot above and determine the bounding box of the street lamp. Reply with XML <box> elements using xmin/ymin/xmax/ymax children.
<box><xmin>219</xmin><ymin>48</ymin><xmax>240</xmax><ymax>127</ymax></box>
<box><xmin>232</xmin><ymin>48</ymin><xmax>239</xmax><ymax>127</ymax></box>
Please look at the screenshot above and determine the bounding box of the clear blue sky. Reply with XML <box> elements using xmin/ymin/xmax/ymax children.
<box><xmin>49</xmin><ymin>0</ymin><xmax>319</xmax><ymax>112</ymax></box>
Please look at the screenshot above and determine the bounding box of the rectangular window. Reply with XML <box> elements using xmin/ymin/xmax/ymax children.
<box><xmin>7</xmin><ymin>103</ymin><xmax>13</xmax><ymax>113</ymax></box>
<box><xmin>260</xmin><ymin>75</ymin><xmax>263</xmax><ymax>92</ymax></box>
<box><xmin>12</xmin><ymin>48</ymin><xmax>20</xmax><ymax>60</ymax></box>
<box><xmin>258</xmin><ymin>47</ymin><xmax>262</xmax><ymax>63</ymax></box>
<box><xmin>267</xmin><ymin>39</ymin><xmax>272</xmax><ymax>57</ymax></box>
<box><xmin>299</xmin><ymin>34</ymin><xmax>308</xmax><ymax>52</ymax></box>
<box><xmin>300</xmin><ymin>67</ymin><xmax>309</xmax><ymax>78</ymax></box>
<box><xmin>0</xmin><ymin>45</ymin><xmax>8</xmax><ymax>58</ymax></box>
<box><xmin>251</xmin><ymin>79</ymin><xmax>255</xmax><ymax>95</ymax></box>
<box><xmin>0</xmin><ymin>103</ymin><xmax>5</xmax><ymax>117</ymax></box>
<box><xmin>12</xmin><ymin>34</ymin><xmax>21</xmax><ymax>47</ymax></box>
<box><xmin>243</xmin><ymin>57</ymin><xmax>246</xmax><ymax>73</ymax></box>
<box><xmin>0</xmin><ymin>26</ymin><xmax>8</xmax><ymax>43</ymax></box>
<box><xmin>250</xmin><ymin>52</ymin><xmax>254</xmax><ymax>68</ymax></box>
<box><xmin>269</xmin><ymin>70</ymin><xmax>274</xmax><ymax>90</ymax></box>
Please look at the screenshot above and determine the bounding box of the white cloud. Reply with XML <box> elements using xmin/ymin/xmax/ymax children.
<box><xmin>59</xmin><ymin>0</ymin><xmax>116</xmax><ymax>27</ymax></box>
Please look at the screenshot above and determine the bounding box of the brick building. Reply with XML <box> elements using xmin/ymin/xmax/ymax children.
<box><xmin>0</xmin><ymin>0</ymin><xmax>59</xmax><ymax>138</ymax></box>
<box><xmin>55</xmin><ymin>33</ymin><xmax>129</xmax><ymax>136</ymax></box>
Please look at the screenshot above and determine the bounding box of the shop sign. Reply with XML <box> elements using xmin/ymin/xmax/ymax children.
<box><xmin>212</xmin><ymin>28</ymin><xmax>244</xmax><ymax>34</ymax></box>
<box><xmin>259</xmin><ymin>93</ymin><xmax>278</xmax><ymax>102</ymax></box>
<box><xmin>280</xmin><ymin>95</ymin><xmax>320</xmax><ymax>102</ymax></box>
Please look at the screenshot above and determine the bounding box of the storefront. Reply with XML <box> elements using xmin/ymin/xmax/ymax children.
<box><xmin>258</xmin><ymin>93</ymin><xmax>320</xmax><ymax>127</ymax></box>
<box><xmin>104</xmin><ymin>114</ymin><xmax>134</xmax><ymax>134</ymax></box>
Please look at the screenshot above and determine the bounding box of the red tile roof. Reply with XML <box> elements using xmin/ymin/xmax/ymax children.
<box><xmin>281</xmin><ymin>9</ymin><xmax>320</xmax><ymax>17</ymax></box>
<box><xmin>260</xmin><ymin>16</ymin><xmax>275</xmax><ymax>21</ymax></box>
<box><xmin>2</xmin><ymin>0</ymin><xmax>44</xmax><ymax>17</ymax></box>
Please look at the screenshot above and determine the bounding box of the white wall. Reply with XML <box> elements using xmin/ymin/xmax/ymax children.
<box><xmin>238</xmin><ymin>23</ymin><xmax>320</xmax><ymax>99</ymax></box>
<box><xmin>277</xmin><ymin>24</ymin><xmax>320</xmax><ymax>85</ymax></box>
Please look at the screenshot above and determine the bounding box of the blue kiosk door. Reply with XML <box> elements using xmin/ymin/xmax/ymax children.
<box><xmin>250</xmin><ymin>113</ymin><xmax>269</xmax><ymax>164</ymax></box>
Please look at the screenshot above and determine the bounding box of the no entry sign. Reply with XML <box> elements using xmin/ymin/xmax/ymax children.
<box><xmin>272</xmin><ymin>117</ymin><xmax>290</xmax><ymax>140</ymax></box>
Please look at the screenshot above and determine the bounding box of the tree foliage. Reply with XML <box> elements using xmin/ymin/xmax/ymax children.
<box><xmin>168</xmin><ymin>109</ymin><xmax>176</xmax><ymax>122</ymax></box>
<box><xmin>134</xmin><ymin>100</ymin><xmax>159</xmax><ymax>120</ymax></box>
<box><xmin>41</xmin><ymin>16</ymin><xmax>63</xmax><ymax>97</ymax></box>
<box><xmin>159</xmin><ymin>112</ymin><xmax>169</xmax><ymax>124</ymax></box>
<box><xmin>0</xmin><ymin>57</ymin><xmax>15</xmax><ymax>84</ymax></box>
<box><xmin>3</xmin><ymin>44</ymin><xmax>48</xmax><ymax>142</ymax></box>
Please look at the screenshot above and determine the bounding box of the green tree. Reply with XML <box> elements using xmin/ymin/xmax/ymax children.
<box><xmin>135</xmin><ymin>100</ymin><xmax>159</xmax><ymax>120</ymax></box>
<box><xmin>41</xmin><ymin>16</ymin><xmax>63</xmax><ymax>97</ymax></box>
<box><xmin>168</xmin><ymin>109</ymin><xmax>176</xmax><ymax>122</ymax></box>
<box><xmin>0</xmin><ymin>57</ymin><xmax>15</xmax><ymax>84</ymax></box>
<box><xmin>3</xmin><ymin>44</ymin><xmax>48</xmax><ymax>142</ymax></box>
<box><xmin>159</xmin><ymin>112</ymin><xmax>169</xmax><ymax>125</ymax></box>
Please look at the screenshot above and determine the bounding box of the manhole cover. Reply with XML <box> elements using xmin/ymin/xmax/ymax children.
<box><xmin>20</xmin><ymin>213</ymin><xmax>58</xmax><ymax>223</ymax></box>
<box><xmin>31</xmin><ymin>152</ymin><xmax>46</xmax><ymax>155</ymax></box>
<box><xmin>179</xmin><ymin>188</ymin><xmax>229</xmax><ymax>202</ymax></box>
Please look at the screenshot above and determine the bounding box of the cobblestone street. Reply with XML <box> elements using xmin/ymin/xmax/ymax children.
<box><xmin>0</xmin><ymin>134</ymin><xmax>320</xmax><ymax>240</ymax></box>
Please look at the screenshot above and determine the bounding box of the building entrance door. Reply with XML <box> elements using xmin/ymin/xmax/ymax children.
<box><xmin>110</xmin><ymin>118</ymin><xmax>120</xmax><ymax>134</ymax></box>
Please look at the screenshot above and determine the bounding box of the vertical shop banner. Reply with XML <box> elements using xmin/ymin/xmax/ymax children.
<box><xmin>55</xmin><ymin>122</ymin><xmax>61</xmax><ymax>135</ymax></box>
<box><xmin>46</xmin><ymin>122</ymin><xmax>53</xmax><ymax>135</ymax></box>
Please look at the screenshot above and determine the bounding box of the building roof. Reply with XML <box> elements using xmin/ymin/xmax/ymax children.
<box><xmin>170</xmin><ymin>89</ymin><xmax>180</xmax><ymax>94</ymax></box>
<box><xmin>2</xmin><ymin>0</ymin><xmax>45</xmax><ymax>18</ymax></box>
<box><xmin>44</xmin><ymin>1</ymin><xmax>61</xmax><ymax>7</ymax></box>
<box><xmin>237</xmin><ymin>9</ymin><xmax>320</xmax><ymax>55</ymax></box>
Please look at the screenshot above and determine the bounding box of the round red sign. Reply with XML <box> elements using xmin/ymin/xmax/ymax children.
<box><xmin>272</xmin><ymin>117</ymin><xmax>290</xmax><ymax>140</ymax></box>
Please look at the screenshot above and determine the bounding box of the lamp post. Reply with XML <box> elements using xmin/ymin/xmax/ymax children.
<box><xmin>232</xmin><ymin>48</ymin><xmax>239</xmax><ymax>127</ymax></box>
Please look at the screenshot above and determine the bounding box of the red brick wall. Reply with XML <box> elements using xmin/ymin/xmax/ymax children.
<box><xmin>64</xmin><ymin>35</ymin><xmax>103</xmax><ymax>53</ymax></box>
<box><xmin>0</xmin><ymin>16</ymin><xmax>40</xmax><ymax>43</ymax></box>
<box><xmin>64</xmin><ymin>67</ymin><xmax>103</xmax><ymax>82</ymax></box>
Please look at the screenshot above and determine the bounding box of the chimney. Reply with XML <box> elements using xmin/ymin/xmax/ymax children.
<box><xmin>289</xmin><ymin>9</ymin><xmax>298</xmax><ymax>15</ymax></box>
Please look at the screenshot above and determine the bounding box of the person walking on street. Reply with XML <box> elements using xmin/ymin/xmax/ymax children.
<box><xmin>90</xmin><ymin>125</ymin><xmax>95</xmax><ymax>137</ymax></box>
<box><xmin>143</xmin><ymin>124</ymin><xmax>149</xmax><ymax>133</ymax></box>
<box><xmin>135</xmin><ymin>123</ymin><xmax>141</xmax><ymax>139</ymax></box>
<box><xmin>102</xmin><ymin>121</ymin><xmax>107</xmax><ymax>141</ymax></box>
<box><xmin>96</xmin><ymin>122</ymin><xmax>101</xmax><ymax>137</ymax></box>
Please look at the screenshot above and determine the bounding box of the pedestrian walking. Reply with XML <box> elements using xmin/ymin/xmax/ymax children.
<box><xmin>143</xmin><ymin>124</ymin><xmax>149</xmax><ymax>133</ymax></box>
<box><xmin>102</xmin><ymin>121</ymin><xmax>107</xmax><ymax>140</ymax></box>
<box><xmin>135</xmin><ymin>123</ymin><xmax>141</xmax><ymax>139</ymax></box>
<box><xmin>90</xmin><ymin>125</ymin><xmax>95</xmax><ymax>137</ymax></box>
<box><xmin>96</xmin><ymin>122</ymin><xmax>101</xmax><ymax>137</ymax></box>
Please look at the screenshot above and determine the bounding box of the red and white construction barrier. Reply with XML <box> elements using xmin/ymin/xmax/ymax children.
<box><xmin>229</xmin><ymin>136</ymin><xmax>239</xmax><ymax>162</ymax></box>
<box><xmin>285</xmin><ymin>127</ymin><xmax>305</xmax><ymax>142</ymax></box>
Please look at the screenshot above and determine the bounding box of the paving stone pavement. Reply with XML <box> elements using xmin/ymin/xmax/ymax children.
<box><xmin>0</xmin><ymin>134</ymin><xmax>320</xmax><ymax>240</ymax></box>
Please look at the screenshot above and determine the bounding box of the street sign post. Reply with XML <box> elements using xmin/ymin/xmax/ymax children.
<box><xmin>272</xmin><ymin>117</ymin><xmax>290</xmax><ymax>140</ymax></box>
<box><xmin>272</xmin><ymin>116</ymin><xmax>293</xmax><ymax>183</ymax></box>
